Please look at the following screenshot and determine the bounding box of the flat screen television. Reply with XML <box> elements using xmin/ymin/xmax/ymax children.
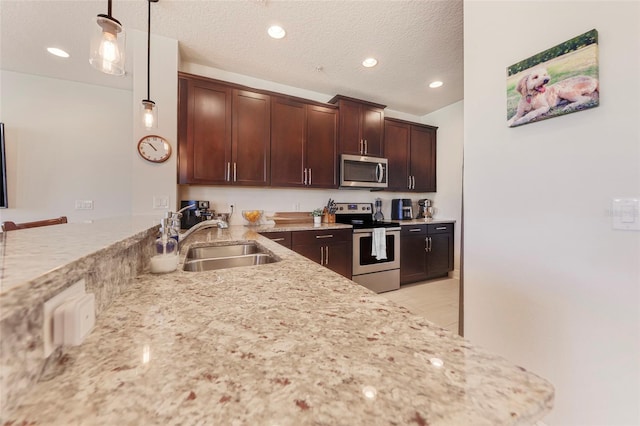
<box><xmin>1</xmin><ymin>123</ymin><xmax>7</xmax><ymax>208</ymax></box>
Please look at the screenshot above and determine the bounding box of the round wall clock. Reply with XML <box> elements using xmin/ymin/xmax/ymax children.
<box><xmin>137</xmin><ymin>135</ymin><xmax>171</xmax><ymax>163</ymax></box>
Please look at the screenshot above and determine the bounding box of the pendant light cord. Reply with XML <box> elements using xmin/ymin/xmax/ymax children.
<box><xmin>107</xmin><ymin>0</ymin><xmax>112</xmax><ymax>17</ymax></box>
<box><xmin>146</xmin><ymin>0</ymin><xmax>151</xmax><ymax>101</ymax></box>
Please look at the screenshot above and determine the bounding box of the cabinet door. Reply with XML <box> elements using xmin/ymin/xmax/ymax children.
<box><xmin>179</xmin><ymin>77</ymin><xmax>232</xmax><ymax>184</ymax></box>
<box><xmin>361</xmin><ymin>105</ymin><xmax>384</xmax><ymax>157</ymax></box>
<box><xmin>400</xmin><ymin>226</ymin><xmax>428</xmax><ymax>284</ymax></box>
<box><xmin>306</xmin><ymin>105</ymin><xmax>338</xmax><ymax>188</ymax></box>
<box><xmin>384</xmin><ymin>119</ymin><xmax>411</xmax><ymax>191</ymax></box>
<box><xmin>232</xmin><ymin>89</ymin><xmax>270</xmax><ymax>186</ymax></box>
<box><xmin>271</xmin><ymin>97</ymin><xmax>305</xmax><ymax>187</ymax></box>
<box><xmin>337</xmin><ymin>100</ymin><xmax>363</xmax><ymax>155</ymax></box>
<box><xmin>325</xmin><ymin>241</ymin><xmax>351</xmax><ymax>278</ymax></box>
<box><xmin>292</xmin><ymin>229</ymin><xmax>352</xmax><ymax>278</ymax></box>
<box><xmin>426</xmin><ymin>232</ymin><xmax>453</xmax><ymax>278</ymax></box>
<box><xmin>409</xmin><ymin>125</ymin><xmax>436</xmax><ymax>192</ymax></box>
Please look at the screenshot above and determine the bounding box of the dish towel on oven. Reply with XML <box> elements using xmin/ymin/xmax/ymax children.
<box><xmin>371</xmin><ymin>228</ymin><xmax>387</xmax><ymax>260</ymax></box>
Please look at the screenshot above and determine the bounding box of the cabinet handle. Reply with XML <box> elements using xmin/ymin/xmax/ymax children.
<box><xmin>226</xmin><ymin>162</ymin><xmax>230</xmax><ymax>181</ymax></box>
<box><xmin>435</xmin><ymin>226</ymin><xmax>447</xmax><ymax>230</ymax></box>
<box><xmin>315</xmin><ymin>234</ymin><xmax>334</xmax><ymax>239</ymax></box>
<box><xmin>425</xmin><ymin>237</ymin><xmax>429</xmax><ymax>252</ymax></box>
<box><xmin>271</xmin><ymin>238</ymin><xmax>285</xmax><ymax>242</ymax></box>
<box><xmin>408</xmin><ymin>175</ymin><xmax>411</xmax><ymax>189</ymax></box>
<box><xmin>428</xmin><ymin>236</ymin><xmax>432</xmax><ymax>252</ymax></box>
<box><xmin>308</xmin><ymin>168</ymin><xmax>312</xmax><ymax>185</ymax></box>
<box><xmin>233</xmin><ymin>162</ymin><xmax>237</xmax><ymax>182</ymax></box>
<box><xmin>411</xmin><ymin>176</ymin><xmax>415</xmax><ymax>189</ymax></box>
<box><xmin>409</xmin><ymin>228</ymin><xmax>422</xmax><ymax>232</ymax></box>
<box><xmin>325</xmin><ymin>246</ymin><xmax>329</xmax><ymax>265</ymax></box>
<box><xmin>303</xmin><ymin>168</ymin><xmax>307</xmax><ymax>185</ymax></box>
<box><xmin>364</xmin><ymin>139</ymin><xmax>368</xmax><ymax>154</ymax></box>
<box><xmin>359</xmin><ymin>139</ymin><xmax>364</xmax><ymax>155</ymax></box>
<box><xmin>320</xmin><ymin>246</ymin><xmax>324</xmax><ymax>265</ymax></box>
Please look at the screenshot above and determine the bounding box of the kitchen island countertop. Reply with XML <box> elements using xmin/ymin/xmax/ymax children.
<box><xmin>4</xmin><ymin>222</ymin><xmax>553</xmax><ymax>425</ymax></box>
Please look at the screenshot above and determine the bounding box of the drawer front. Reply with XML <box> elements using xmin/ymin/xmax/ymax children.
<box><xmin>292</xmin><ymin>228</ymin><xmax>351</xmax><ymax>245</ymax></box>
<box><xmin>260</xmin><ymin>231</ymin><xmax>292</xmax><ymax>248</ymax></box>
<box><xmin>427</xmin><ymin>223</ymin><xmax>453</xmax><ymax>234</ymax></box>
<box><xmin>401</xmin><ymin>224</ymin><xmax>427</xmax><ymax>236</ymax></box>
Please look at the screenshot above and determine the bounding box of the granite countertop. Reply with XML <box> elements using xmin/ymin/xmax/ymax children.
<box><xmin>396</xmin><ymin>219</ymin><xmax>456</xmax><ymax>226</ymax></box>
<box><xmin>5</xmin><ymin>223</ymin><xmax>553</xmax><ymax>425</ymax></box>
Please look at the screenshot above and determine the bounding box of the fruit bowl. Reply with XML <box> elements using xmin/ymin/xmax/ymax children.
<box><xmin>242</xmin><ymin>210</ymin><xmax>263</xmax><ymax>225</ymax></box>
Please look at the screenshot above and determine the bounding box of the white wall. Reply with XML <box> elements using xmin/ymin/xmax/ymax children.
<box><xmin>464</xmin><ymin>2</ymin><xmax>639</xmax><ymax>425</ymax></box>
<box><xmin>422</xmin><ymin>101</ymin><xmax>463</xmax><ymax>275</ymax></box>
<box><xmin>0</xmin><ymin>71</ymin><xmax>132</xmax><ymax>223</ymax></box>
<box><xmin>0</xmin><ymin>31</ymin><xmax>179</xmax><ymax>226</ymax></box>
<box><xmin>131</xmin><ymin>31</ymin><xmax>178</xmax><ymax>216</ymax></box>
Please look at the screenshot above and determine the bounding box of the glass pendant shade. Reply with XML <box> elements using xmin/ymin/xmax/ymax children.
<box><xmin>141</xmin><ymin>100</ymin><xmax>157</xmax><ymax>129</ymax></box>
<box><xmin>89</xmin><ymin>15</ymin><xmax>125</xmax><ymax>76</ymax></box>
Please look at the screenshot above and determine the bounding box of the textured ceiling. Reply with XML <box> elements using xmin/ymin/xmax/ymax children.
<box><xmin>0</xmin><ymin>0</ymin><xmax>463</xmax><ymax>116</ymax></box>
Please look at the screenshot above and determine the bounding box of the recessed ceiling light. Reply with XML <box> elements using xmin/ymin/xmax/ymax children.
<box><xmin>362</xmin><ymin>58</ymin><xmax>378</xmax><ymax>68</ymax></box>
<box><xmin>47</xmin><ymin>47</ymin><xmax>70</xmax><ymax>58</ymax></box>
<box><xmin>429</xmin><ymin>81</ymin><xmax>443</xmax><ymax>88</ymax></box>
<box><xmin>268</xmin><ymin>25</ymin><xmax>286</xmax><ymax>39</ymax></box>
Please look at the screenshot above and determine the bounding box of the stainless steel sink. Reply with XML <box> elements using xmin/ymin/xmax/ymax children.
<box><xmin>182</xmin><ymin>242</ymin><xmax>278</xmax><ymax>272</ymax></box>
<box><xmin>183</xmin><ymin>253</ymin><xmax>277</xmax><ymax>272</ymax></box>
<box><xmin>185</xmin><ymin>242</ymin><xmax>265</xmax><ymax>261</ymax></box>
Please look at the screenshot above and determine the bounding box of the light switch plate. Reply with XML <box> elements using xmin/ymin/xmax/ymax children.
<box><xmin>612</xmin><ymin>198</ymin><xmax>640</xmax><ymax>230</ymax></box>
<box><xmin>153</xmin><ymin>195</ymin><xmax>170</xmax><ymax>209</ymax></box>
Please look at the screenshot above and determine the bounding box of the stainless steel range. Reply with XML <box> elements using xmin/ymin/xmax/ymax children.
<box><xmin>334</xmin><ymin>202</ymin><xmax>401</xmax><ymax>293</ymax></box>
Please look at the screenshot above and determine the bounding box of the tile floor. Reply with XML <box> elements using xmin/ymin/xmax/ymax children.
<box><xmin>382</xmin><ymin>277</ymin><xmax>460</xmax><ymax>334</ymax></box>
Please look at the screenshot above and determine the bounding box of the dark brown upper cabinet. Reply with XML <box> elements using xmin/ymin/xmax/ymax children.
<box><xmin>270</xmin><ymin>96</ymin><xmax>338</xmax><ymax>188</ymax></box>
<box><xmin>329</xmin><ymin>95</ymin><xmax>385</xmax><ymax>157</ymax></box>
<box><xmin>384</xmin><ymin>118</ymin><xmax>437</xmax><ymax>192</ymax></box>
<box><xmin>178</xmin><ymin>74</ymin><xmax>270</xmax><ymax>186</ymax></box>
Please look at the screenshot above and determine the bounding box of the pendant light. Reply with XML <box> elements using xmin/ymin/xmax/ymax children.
<box><xmin>89</xmin><ymin>0</ymin><xmax>126</xmax><ymax>76</ymax></box>
<box><xmin>141</xmin><ymin>0</ymin><xmax>159</xmax><ymax>130</ymax></box>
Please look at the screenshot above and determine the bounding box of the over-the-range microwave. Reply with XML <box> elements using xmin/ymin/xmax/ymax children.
<box><xmin>340</xmin><ymin>154</ymin><xmax>388</xmax><ymax>189</ymax></box>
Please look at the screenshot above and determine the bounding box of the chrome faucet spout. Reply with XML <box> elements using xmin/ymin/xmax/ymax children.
<box><xmin>180</xmin><ymin>218</ymin><xmax>229</xmax><ymax>242</ymax></box>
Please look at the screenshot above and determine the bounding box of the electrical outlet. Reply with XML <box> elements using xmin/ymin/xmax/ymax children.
<box><xmin>75</xmin><ymin>200</ymin><xmax>94</xmax><ymax>210</ymax></box>
<box><xmin>43</xmin><ymin>280</ymin><xmax>86</xmax><ymax>357</ymax></box>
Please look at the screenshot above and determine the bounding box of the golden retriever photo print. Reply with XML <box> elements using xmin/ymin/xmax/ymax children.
<box><xmin>507</xmin><ymin>29</ymin><xmax>599</xmax><ymax>128</ymax></box>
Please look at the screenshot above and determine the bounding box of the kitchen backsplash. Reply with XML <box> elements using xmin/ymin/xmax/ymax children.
<box><xmin>178</xmin><ymin>185</ymin><xmax>440</xmax><ymax>223</ymax></box>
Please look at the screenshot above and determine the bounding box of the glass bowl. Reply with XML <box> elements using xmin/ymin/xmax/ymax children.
<box><xmin>242</xmin><ymin>210</ymin><xmax>263</xmax><ymax>225</ymax></box>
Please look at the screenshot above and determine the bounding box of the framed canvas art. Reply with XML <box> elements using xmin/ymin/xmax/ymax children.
<box><xmin>1</xmin><ymin>123</ymin><xmax>7</xmax><ymax>208</ymax></box>
<box><xmin>507</xmin><ymin>29</ymin><xmax>599</xmax><ymax>127</ymax></box>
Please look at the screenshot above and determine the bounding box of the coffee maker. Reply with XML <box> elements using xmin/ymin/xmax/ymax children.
<box><xmin>391</xmin><ymin>199</ymin><xmax>413</xmax><ymax>220</ymax></box>
<box><xmin>180</xmin><ymin>200</ymin><xmax>213</xmax><ymax>229</ymax></box>
<box><xmin>417</xmin><ymin>199</ymin><xmax>433</xmax><ymax>219</ymax></box>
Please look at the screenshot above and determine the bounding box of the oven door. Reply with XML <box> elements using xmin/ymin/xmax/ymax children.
<box><xmin>352</xmin><ymin>229</ymin><xmax>400</xmax><ymax>275</ymax></box>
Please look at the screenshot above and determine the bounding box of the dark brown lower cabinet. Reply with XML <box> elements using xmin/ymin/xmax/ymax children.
<box><xmin>259</xmin><ymin>229</ymin><xmax>352</xmax><ymax>278</ymax></box>
<box><xmin>291</xmin><ymin>229</ymin><xmax>352</xmax><ymax>278</ymax></box>
<box><xmin>400</xmin><ymin>225</ymin><xmax>428</xmax><ymax>284</ymax></box>
<box><xmin>425</xmin><ymin>223</ymin><xmax>454</xmax><ymax>279</ymax></box>
<box><xmin>260</xmin><ymin>231</ymin><xmax>292</xmax><ymax>249</ymax></box>
<box><xmin>400</xmin><ymin>223</ymin><xmax>454</xmax><ymax>284</ymax></box>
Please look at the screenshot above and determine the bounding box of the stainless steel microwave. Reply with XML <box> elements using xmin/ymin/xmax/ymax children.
<box><xmin>340</xmin><ymin>154</ymin><xmax>388</xmax><ymax>189</ymax></box>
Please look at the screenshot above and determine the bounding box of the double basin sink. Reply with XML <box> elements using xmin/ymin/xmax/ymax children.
<box><xmin>183</xmin><ymin>241</ymin><xmax>278</xmax><ymax>272</ymax></box>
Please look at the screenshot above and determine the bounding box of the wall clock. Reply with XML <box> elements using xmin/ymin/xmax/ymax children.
<box><xmin>137</xmin><ymin>135</ymin><xmax>171</xmax><ymax>163</ymax></box>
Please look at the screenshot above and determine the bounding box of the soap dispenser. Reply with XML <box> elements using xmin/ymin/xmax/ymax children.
<box><xmin>150</xmin><ymin>217</ymin><xmax>178</xmax><ymax>273</ymax></box>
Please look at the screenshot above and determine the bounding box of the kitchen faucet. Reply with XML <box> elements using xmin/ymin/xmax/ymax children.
<box><xmin>179</xmin><ymin>217</ymin><xmax>229</xmax><ymax>242</ymax></box>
